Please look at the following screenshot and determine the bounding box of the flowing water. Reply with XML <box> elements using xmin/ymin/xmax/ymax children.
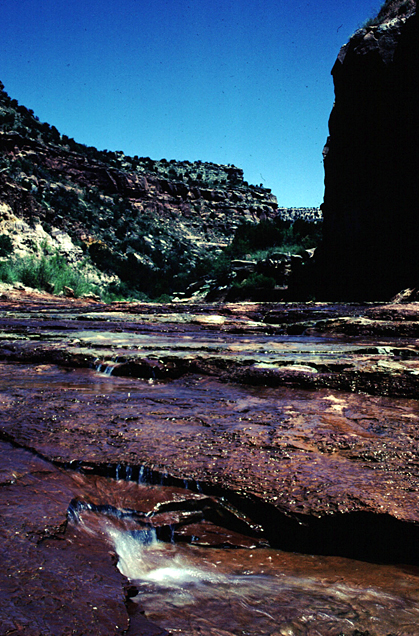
<box><xmin>68</xmin><ymin>471</ymin><xmax>419</xmax><ymax>636</ymax></box>
<box><xmin>2</xmin><ymin>312</ymin><xmax>419</xmax><ymax>634</ymax></box>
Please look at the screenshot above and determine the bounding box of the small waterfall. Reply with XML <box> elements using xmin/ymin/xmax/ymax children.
<box><xmin>169</xmin><ymin>524</ymin><xmax>175</xmax><ymax>543</ymax></box>
<box><xmin>137</xmin><ymin>465</ymin><xmax>152</xmax><ymax>484</ymax></box>
<box><xmin>70</xmin><ymin>459</ymin><xmax>206</xmax><ymax>494</ymax></box>
<box><xmin>93</xmin><ymin>358</ymin><xmax>119</xmax><ymax>376</ymax></box>
<box><xmin>66</xmin><ymin>478</ymin><xmax>419</xmax><ymax>635</ymax></box>
<box><xmin>113</xmin><ymin>463</ymin><xmax>136</xmax><ymax>482</ymax></box>
<box><xmin>108</xmin><ymin>524</ymin><xmax>226</xmax><ymax>588</ymax></box>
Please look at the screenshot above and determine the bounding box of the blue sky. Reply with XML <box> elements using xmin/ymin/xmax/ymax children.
<box><xmin>0</xmin><ymin>0</ymin><xmax>379</xmax><ymax>206</ymax></box>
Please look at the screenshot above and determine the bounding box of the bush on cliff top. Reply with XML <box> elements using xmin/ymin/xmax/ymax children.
<box><xmin>362</xmin><ymin>0</ymin><xmax>414</xmax><ymax>27</ymax></box>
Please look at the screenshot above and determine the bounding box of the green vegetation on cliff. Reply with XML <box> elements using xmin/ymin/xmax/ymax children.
<box><xmin>0</xmin><ymin>235</ymin><xmax>101</xmax><ymax>297</ymax></box>
<box><xmin>361</xmin><ymin>0</ymin><xmax>415</xmax><ymax>27</ymax></box>
<box><xmin>0</xmin><ymin>80</ymin><xmax>321</xmax><ymax>300</ymax></box>
<box><xmin>0</xmin><ymin>250</ymin><xmax>98</xmax><ymax>297</ymax></box>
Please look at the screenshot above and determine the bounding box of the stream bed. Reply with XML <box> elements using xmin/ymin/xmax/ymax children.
<box><xmin>2</xmin><ymin>298</ymin><xmax>419</xmax><ymax>634</ymax></box>
<box><xmin>68</xmin><ymin>469</ymin><xmax>419</xmax><ymax>636</ymax></box>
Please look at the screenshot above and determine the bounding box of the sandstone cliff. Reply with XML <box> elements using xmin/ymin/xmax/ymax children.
<box><xmin>0</xmin><ymin>83</ymin><xmax>285</xmax><ymax>298</ymax></box>
<box><xmin>319</xmin><ymin>0</ymin><xmax>418</xmax><ymax>300</ymax></box>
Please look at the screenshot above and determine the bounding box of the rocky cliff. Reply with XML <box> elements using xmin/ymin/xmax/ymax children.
<box><xmin>0</xmin><ymin>82</ymin><xmax>289</xmax><ymax>298</ymax></box>
<box><xmin>319</xmin><ymin>0</ymin><xmax>418</xmax><ymax>300</ymax></box>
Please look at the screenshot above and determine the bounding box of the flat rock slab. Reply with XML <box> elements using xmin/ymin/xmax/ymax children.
<box><xmin>2</xmin><ymin>299</ymin><xmax>419</xmax><ymax>398</ymax></box>
<box><xmin>3</xmin><ymin>298</ymin><xmax>419</xmax><ymax>633</ymax></box>
<box><xmin>1</xmin><ymin>362</ymin><xmax>419</xmax><ymax>561</ymax></box>
<box><xmin>0</xmin><ymin>441</ymin><xmax>168</xmax><ymax>636</ymax></box>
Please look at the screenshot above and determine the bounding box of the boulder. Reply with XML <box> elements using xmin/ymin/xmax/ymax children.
<box><xmin>63</xmin><ymin>285</ymin><xmax>75</xmax><ymax>297</ymax></box>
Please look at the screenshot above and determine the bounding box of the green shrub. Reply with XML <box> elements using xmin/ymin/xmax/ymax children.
<box><xmin>233</xmin><ymin>272</ymin><xmax>276</xmax><ymax>290</ymax></box>
<box><xmin>0</xmin><ymin>250</ymin><xmax>100</xmax><ymax>297</ymax></box>
<box><xmin>0</xmin><ymin>260</ymin><xmax>15</xmax><ymax>283</ymax></box>
<box><xmin>0</xmin><ymin>234</ymin><xmax>14</xmax><ymax>257</ymax></box>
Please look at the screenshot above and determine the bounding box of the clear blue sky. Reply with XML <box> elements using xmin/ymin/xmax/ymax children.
<box><xmin>0</xmin><ymin>0</ymin><xmax>379</xmax><ymax>207</ymax></box>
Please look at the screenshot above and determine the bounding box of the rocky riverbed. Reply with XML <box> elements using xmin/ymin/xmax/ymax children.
<box><xmin>2</xmin><ymin>290</ymin><xmax>419</xmax><ymax>635</ymax></box>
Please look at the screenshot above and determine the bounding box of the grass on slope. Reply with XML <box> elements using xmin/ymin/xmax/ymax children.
<box><xmin>0</xmin><ymin>245</ymin><xmax>101</xmax><ymax>298</ymax></box>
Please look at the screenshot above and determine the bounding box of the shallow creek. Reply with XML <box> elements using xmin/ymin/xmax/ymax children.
<box><xmin>2</xmin><ymin>362</ymin><xmax>419</xmax><ymax>634</ymax></box>
<box><xmin>2</xmin><ymin>300</ymin><xmax>419</xmax><ymax>634</ymax></box>
<box><xmin>67</xmin><ymin>470</ymin><xmax>419</xmax><ymax>636</ymax></box>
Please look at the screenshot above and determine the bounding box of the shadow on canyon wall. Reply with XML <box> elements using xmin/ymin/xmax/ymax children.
<box><xmin>314</xmin><ymin>6</ymin><xmax>418</xmax><ymax>301</ymax></box>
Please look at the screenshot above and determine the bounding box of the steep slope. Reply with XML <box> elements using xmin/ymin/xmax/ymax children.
<box><xmin>318</xmin><ymin>0</ymin><xmax>418</xmax><ymax>300</ymax></box>
<box><xmin>0</xmin><ymin>81</ymin><xmax>281</xmax><ymax>298</ymax></box>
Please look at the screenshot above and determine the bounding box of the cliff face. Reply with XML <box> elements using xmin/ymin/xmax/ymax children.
<box><xmin>0</xmin><ymin>84</ymin><xmax>282</xmax><ymax>297</ymax></box>
<box><xmin>319</xmin><ymin>1</ymin><xmax>418</xmax><ymax>300</ymax></box>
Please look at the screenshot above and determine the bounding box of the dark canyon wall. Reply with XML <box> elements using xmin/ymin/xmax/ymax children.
<box><xmin>318</xmin><ymin>1</ymin><xmax>418</xmax><ymax>300</ymax></box>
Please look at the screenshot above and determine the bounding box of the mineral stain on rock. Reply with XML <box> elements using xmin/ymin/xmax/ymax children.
<box><xmin>1</xmin><ymin>1</ymin><xmax>418</xmax><ymax>632</ymax></box>
<box><xmin>2</xmin><ymin>297</ymin><xmax>419</xmax><ymax>634</ymax></box>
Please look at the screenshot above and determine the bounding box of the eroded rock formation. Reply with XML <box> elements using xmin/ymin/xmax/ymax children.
<box><xmin>3</xmin><ymin>295</ymin><xmax>419</xmax><ymax>632</ymax></box>
<box><xmin>0</xmin><ymin>95</ymin><xmax>282</xmax><ymax>298</ymax></box>
<box><xmin>319</xmin><ymin>0</ymin><xmax>418</xmax><ymax>300</ymax></box>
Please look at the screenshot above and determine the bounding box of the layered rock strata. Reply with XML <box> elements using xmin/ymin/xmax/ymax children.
<box><xmin>0</xmin><ymin>106</ymin><xmax>281</xmax><ymax>296</ymax></box>
<box><xmin>3</xmin><ymin>295</ymin><xmax>419</xmax><ymax>632</ymax></box>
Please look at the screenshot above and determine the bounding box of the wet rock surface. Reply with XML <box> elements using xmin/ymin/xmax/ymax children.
<box><xmin>2</xmin><ymin>296</ymin><xmax>419</xmax><ymax>633</ymax></box>
<box><xmin>2</xmin><ymin>295</ymin><xmax>419</xmax><ymax>397</ymax></box>
<box><xmin>0</xmin><ymin>441</ymin><xmax>168</xmax><ymax>635</ymax></box>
